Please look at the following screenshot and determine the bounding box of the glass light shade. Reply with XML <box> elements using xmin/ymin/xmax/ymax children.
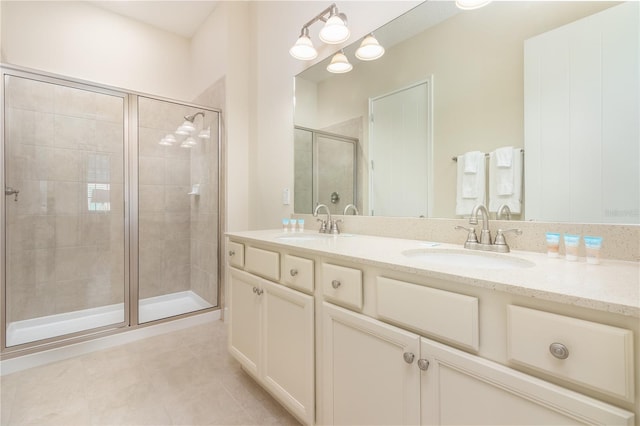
<box><xmin>198</xmin><ymin>126</ymin><xmax>211</xmax><ymax>139</ymax></box>
<box><xmin>159</xmin><ymin>134</ymin><xmax>177</xmax><ymax>146</ymax></box>
<box><xmin>289</xmin><ymin>35</ymin><xmax>318</xmax><ymax>60</ymax></box>
<box><xmin>455</xmin><ymin>0</ymin><xmax>491</xmax><ymax>10</ymax></box>
<box><xmin>327</xmin><ymin>51</ymin><xmax>353</xmax><ymax>74</ymax></box>
<box><xmin>355</xmin><ymin>34</ymin><xmax>385</xmax><ymax>61</ymax></box>
<box><xmin>319</xmin><ymin>15</ymin><xmax>350</xmax><ymax>44</ymax></box>
<box><xmin>180</xmin><ymin>137</ymin><xmax>196</xmax><ymax>148</ymax></box>
<box><xmin>176</xmin><ymin>120</ymin><xmax>195</xmax><ymax>135</ymax></box>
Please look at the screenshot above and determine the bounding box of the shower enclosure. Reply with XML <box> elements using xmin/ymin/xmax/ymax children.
<box><xmin>294</xmin><ymin>126</ymin><xmax>357</xmax><ymax>215</ymax></box>
<box><xmin>1</xmin><ymin>66</ymin><xmax>222</xmax><ymax>353</ymax></box>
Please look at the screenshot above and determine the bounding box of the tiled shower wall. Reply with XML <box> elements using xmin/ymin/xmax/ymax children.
<box><xmin>4</xmin><ymin>76</ymin><xmax>126</xmax><ymax>322</ymax></box>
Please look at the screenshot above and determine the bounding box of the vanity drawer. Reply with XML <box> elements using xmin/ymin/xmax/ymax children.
<box><xmin>321</xmin><ymin>263</ymin><xmax>363</xmax><ymax>311</ymax></box>
<box><xmin>228</xmin><ymin>241</ymin><xmax>244</xmax><ymax>268</ymax></box>
<box><xmin>376</xmin><ymin>277</ymin><xmax>479</xmax><ymax>351</ymax></box>
<box><xmin>283</xmin><ymin>254</ymin><xmax>314</xmax><ymax>293</ymax></box>
<box><xmin>507</xmin><ymin>305</ymin><xmax>634</xmax><ymax>401</ymax></box>
<box><xmin>245</xmin><ymin>246</ymin><xmax>280</xmax><ymax>281</ymax></box>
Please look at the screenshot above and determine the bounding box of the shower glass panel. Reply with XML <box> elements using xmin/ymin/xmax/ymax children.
<box><xmin>3</xmin><ymin>73</ymin><xmax>127</xmax><ymax>347</ymax></box>
<box><xmin>137</xmin><ymin>97</ymin><xmax>219</xmax><ymax>323</ymax></box>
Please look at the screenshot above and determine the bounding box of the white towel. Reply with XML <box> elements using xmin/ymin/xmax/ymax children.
<box><xmin>495</xmin><ymin>146</ymin><xmax>513</xmax><ymax>167</ymax></box>
<box><xmin>489</xmin><ymin>148</ymin><xmax>523</xmax><ymax>214</ymax></box>
<box><xmin>464</xmin><ymin>150</ymin><xmax>483</xmax><ymax>174</ymax></box>
<box><xmin>456</xmin><ymin>151</ymin><xmax>486</xmax><ymax>216</ymax></box>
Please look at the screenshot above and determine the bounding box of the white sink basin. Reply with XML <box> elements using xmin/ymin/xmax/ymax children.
<box><xmin>401</xmin><ymin>248</ymin><xmax>535</xmax><ymax>270</ymax></box>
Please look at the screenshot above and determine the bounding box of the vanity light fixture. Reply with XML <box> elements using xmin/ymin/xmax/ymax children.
<box><xmin>180</xmin><ymin>136</ymin><xmax>197</xmax><ymax>149</ymax></box>
<box><xmin>290</xmin><ymin>3</ymin><xmax>350</xmax><ymax>62</ymax></box>
<box><xmin>198</xmin><ymin>126</ymin><xmax>211</xmax><ymax>139</ymax></box>
<box><xmin>455</xmin><ymin>0</ymin><xmax>491</xmax><ymax>10</ymax></box>
<box><xmin>318</xmin><ymin>6</ymin><xmax>350</xmax><ymax>44</ymax></box>
<box><xmin>355</xmin><ymin>33</ymin><xmax>385</xmax><ymax>61</ymax></box>
<box><xmin>159</xmin><ymin>134</ymin><xmax>177</xmax><ymax>146</ymax></box>
<box><xmin>289</xmin><ymin>27</ymin><xmax>318</xmax><ymax>60</ymax></box>
<box><xmin>175</xmin><ymin>119</ymin><xmax>195</xmax><ymax>135</ymax></box>
<box><xmin>327</xmin><ymin>50</ymin><xmax>353</xmax><ymax>74</ymax></box>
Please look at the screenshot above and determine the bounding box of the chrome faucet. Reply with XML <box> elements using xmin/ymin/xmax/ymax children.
<box><xmin>469</xmin><ymin>204</ymin><xmax>492</xmax><ymax>245</ymax></box>
<box><xmin>497</xmin><ymin>204</ymin><xmax>512</xmax><ymax>220</ymax></box>
<box><xmin>314</xmin><ymin>204</ymin><xmax>332</xmax><ymax>233</ymax></box>
<box><xmin>343</xmin><ymin>204</ymin><xmax>359</xmax><ymax>215</ymax></box>
<box><xmin>455</xmin><ymin>203</ymin><xmax>522</xmax><ymax>253</ymax></box>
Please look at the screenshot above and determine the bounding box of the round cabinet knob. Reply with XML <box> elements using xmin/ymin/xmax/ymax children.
<box><xmin>331</xmin><ymin>280</ymin><xmax>341</xmax><ymax>289</ymax></box>
<box><xmin>403</xmin><ymin>352</ymin><xmax>415</xmax><ymax>364</ymax></box>
<box><xmin>417</xmin><ymin>359</ymin><xmax>430</xmax><ymax>371</ymax></box>
<box><xmin>290</xmin><ymin>269</ymin><xmax>298</xmax><ymax>277</ymax></box>
<box><xmin>228</xmin><ymin>250</ymin><xmax>235</xmax><ymax>256</ymax></box>
<box><xmin>549</xmin><ymin>342</ymin><xmax>569</xmax><ymax>360</ymax></box>
<box><xmin>252</xmin><ymin>287</ymin><xmax>258</xmax><ymax>294</ymax></box>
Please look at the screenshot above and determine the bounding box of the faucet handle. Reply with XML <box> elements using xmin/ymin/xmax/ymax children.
<box><xmin>330</xmin><ymin>219</ymin><xmax>343</xmax><ymax>234</ymax></box>
<box><xmin>494</xmin><ymin>228</ymin><xmax>522</xmax><ymax>245</ymax></box>
<box><xmin>317</xmin><ymin>218</ymin><xmax>328</xmax><ymax>233</ymax></box>
<box><xmin>455</xmin><ymin>225</ymin><xmax>478</xmax><ymax>243</ymax></box>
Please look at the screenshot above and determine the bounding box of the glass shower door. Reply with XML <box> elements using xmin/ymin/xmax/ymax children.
<box><xmin>136</xmin><ymin>96</ymin><xmax>219</xmax><ymax>323</ymax></box>
<box><xmin>3</xmin><ymin>73</ymin><xmax>127</xmax><ymax>347</ymax></box>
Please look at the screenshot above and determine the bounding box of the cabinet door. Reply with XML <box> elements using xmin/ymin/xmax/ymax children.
<box><xmin>323</xmin><ymin>302</ymin><xmax>421</xmax><ymax>425</ymax></box>
<box><xmin>420</xmin><ymin>338</ymin><xmax>634</xmax><ymax>426</ymax></box>
<box><xmin>262</xmin><ymin>280</ymin><xmax>315</xmax><ymax>425</ymax></box>
<box><xmin>228</xmin><ymin>268</ymin><xmax>261</xmax><ymax>377</ymax></box>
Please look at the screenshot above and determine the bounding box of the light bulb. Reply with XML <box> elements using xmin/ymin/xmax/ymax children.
<box><xmin>290</xmin><ymin>31</ymin><xmax>317</xmax><ymax>60</ymax></box>
<box><xmin>356</xmin><ymin>34</ymin><xmax>385</xmax><ymax>61</ymax></box>
<box><xmin>319</xmin><ymin>14</ymin><xmax>350</xmax><ymax>44</ymax></box>
<box><xmin>327</xmin><ymin>51</ymin><xmax>352</xmax><ymax>74</ymax></box>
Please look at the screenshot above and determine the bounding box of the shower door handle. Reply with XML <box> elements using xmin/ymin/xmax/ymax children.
<box><xmin>5</xmin><ymin>186</ymin><xmax>19</xmax><ymax>201</ymax></box>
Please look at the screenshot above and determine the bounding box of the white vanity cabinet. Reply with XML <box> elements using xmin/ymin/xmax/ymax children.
<box><xmin>226</xmin><ymin>232</ymin><xmax>638</xmax><ymax>425</ymax></box>
<box><xmin>322</xmin><ymin>302</ymin><xmax>421</xmax><ymax>425</ymax></box>
<box><xmin>228</xmin><ymin>262</ymin><xmax>315</xmax><ymax>424</ymax></box>
<box><xmin>322</xmin><ymin>301</ymin><xmax>634</xmax><ymax>426</ymax></box>
<box><xmin>420</xmin><ymin>338</ymin><xmax>634</xmax><ymax>425</ymax></box>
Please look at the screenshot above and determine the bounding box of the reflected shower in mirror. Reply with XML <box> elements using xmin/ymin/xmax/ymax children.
<box><xmin>294</xmin><ymin>1</ymin><xmax>639</xmax><ymax>224</ymax></box>
<box><xmin>294</xmin><ymin>126</ymin><xmax>358</xmax><ymax>215</ymax></box>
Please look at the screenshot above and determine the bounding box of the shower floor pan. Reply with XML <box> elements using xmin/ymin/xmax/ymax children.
<box><xmin>6</xmin><ymin>291</ymin><xmax>213</xmax><ymax>347</ymax></box>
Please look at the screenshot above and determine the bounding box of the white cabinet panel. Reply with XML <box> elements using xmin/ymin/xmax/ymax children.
<box><xmin>228</xmin><ymin>268</ymin><xmax>260</xmax><ymax>377</ymax></box>
<box><xmin>245</xmin><ymin>246</ymin><xmax>280</xmax><ymax>281</ymax></box>
<box><xmin>321</xmin><ymin>263</ymin><xmax>363</xmax><ymax>311</ymax></box>
<box><xmin>323</xmin><ymin>302</ymin><xmax>420</xmax><ymax>425</ymax></box>
<box><xmin>228</xmin><ymin>269</ymin><xmax>314</xmax><ymax>425</ymax></box>
<box><xmin>421</xmin><ymin>338</ymin><xmax>634</xmax><ymax>425</ymax></box>
<box><xmin>376</xmin><ymin>276</ymin><xmax>479</xmax><ymax>351</ymax></box>
<box><xmin>283</xmin><ymin>254</ymin><xmax>314</xmax><ymax>293</ymax></box>
<box><xmin>507</xmin><ymin>305</ymin><xmax>634</xmax><ymax>401</ymax></box>
<box><xmin>262</xmin><ymin>280</ymin><xmax>315</xmax><ymax>425</ymax></box>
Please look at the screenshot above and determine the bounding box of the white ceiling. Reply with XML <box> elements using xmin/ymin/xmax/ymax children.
<box><xmin>89</xmin><ymin>1</ymin><xmax>219</xmax><ymax>39</ymax></box>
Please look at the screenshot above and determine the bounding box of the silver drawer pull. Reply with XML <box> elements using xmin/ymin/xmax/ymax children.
<box><xmin>229</xmin><ymin>250</ymin><xmax>235</xmax><ymax>256</ymax></box>
<box><xmin>290</xmin><ymin>269</ymin><xmax>298</xmax><ymax>277</ymax></box>
<box><xmin>403</xmin><ymin>352</ymin><xmax>415</xmax><ymax>364</ymax></box>
<box><xmin>331</xmin><ymin>280</ymin><xmax>341</xmax><ymax>289</ymax></box>
<box><xmin>549</xmin><ymin>342</ymin><xmax>569</xmax><ymax>360</ymax></box>
<box><xmin>417</xmin><ymin>359</ymin><xmax>430</xmax><ymax>371</ymax></box>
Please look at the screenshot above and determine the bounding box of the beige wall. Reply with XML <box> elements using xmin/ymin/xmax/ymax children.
<box><xmin>0</xmin><ymin>1</ymin><xmax>192</xmax><ymax>99</ymax></box>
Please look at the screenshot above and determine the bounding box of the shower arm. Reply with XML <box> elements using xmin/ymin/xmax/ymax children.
<box><xmin>184</xmin><ymin>111</ymin><xmax>205</xmax><ymax>123</ymax></box>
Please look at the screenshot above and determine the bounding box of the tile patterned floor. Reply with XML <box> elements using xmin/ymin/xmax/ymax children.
<box><xmin>0</xmin><ymin>320</ymin><xmax>300</xmax><ymax>426</ymax></box>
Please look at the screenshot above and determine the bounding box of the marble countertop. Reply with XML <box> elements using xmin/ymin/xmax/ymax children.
<box><xmin>226</xmin><ymin>230</ymin><xmax>640</xmax><ymax>318</ymax></box>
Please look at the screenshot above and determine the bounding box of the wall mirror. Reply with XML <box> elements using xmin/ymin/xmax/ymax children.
<box><xmin>293</xmin><ymin>1</ymin><xmax>639</xmax><ymax>224</ymax></box>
